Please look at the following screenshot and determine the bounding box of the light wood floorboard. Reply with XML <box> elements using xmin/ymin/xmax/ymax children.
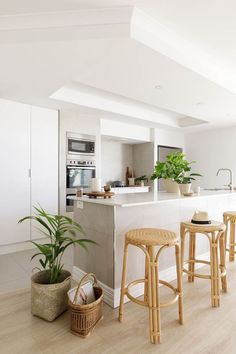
<box><xmin>1</xmin><ymin>262</ymin><xmax>236</xmax><ymax>354</ymax></box>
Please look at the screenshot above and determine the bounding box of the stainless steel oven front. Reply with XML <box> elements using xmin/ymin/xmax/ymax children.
<box><xmin>66</xmin><ymin>158</ymin><xmax>96</xmax><ymax>211</ymax></box>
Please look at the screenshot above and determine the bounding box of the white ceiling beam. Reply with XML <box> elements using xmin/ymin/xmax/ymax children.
<box><xmin>51</xmin><ymin>82</ymin><xmax>179</xmax><ymax>128</ymax></box>
<box><xmin>0</xmin><ymin>7</ymin><xmax>133</xmax><ymax>42</ymax></box>
<box><xmin>0</xmin><ymin>8</ymin><xmax>133</xmax><ymax>30</ymax></box>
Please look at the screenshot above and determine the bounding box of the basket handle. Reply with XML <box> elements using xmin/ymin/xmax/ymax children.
<box><xmin>73</xmin><ymin>273</ymin><xmax>98</xmax><ymax>304</ymax></box>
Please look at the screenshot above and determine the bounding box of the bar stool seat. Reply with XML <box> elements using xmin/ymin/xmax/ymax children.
<box><xmin>119</xmin><ymin>228</ymin><xmax>183</xmax><ymax>344</ymax></box>
<box><xmin>223</xmin><ymin>211</ymin><xmax>236</xmax><ymax>217</ymax></box>
<box><xmin>180</xmin><ymin>220</ymin><xmax>227</xmax><ymax>308</ymax></box>
<box><xmin>126</xmin><ymin>228</ymin><xmax>178</xmax><ymax>246</ymax></box>
<box><xmin>223</xmin><ymin>211</ymin><xmax>236</xmax><ymax>261</ymax></box>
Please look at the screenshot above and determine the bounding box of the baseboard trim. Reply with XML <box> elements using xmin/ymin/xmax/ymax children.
<box><xmin>72</xmin><ymin>251</ymin><xmax>210</xmax><ymax>309</ymax></box>
<box><xmin>72</xmin><ymin>266</ymin><xmax>115</xmax><ymax>308</ymax></box>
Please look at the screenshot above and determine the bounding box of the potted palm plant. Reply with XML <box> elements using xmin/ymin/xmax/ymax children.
<box><xmin>19</xmin><ymin>206</ymin><xmax>95</xmax><ymax>322</ymax></box>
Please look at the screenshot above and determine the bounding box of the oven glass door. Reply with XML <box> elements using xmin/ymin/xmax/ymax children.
<box><xmin>67</xmin><ymin>166</ymin><xmax>95</xmax><ymax>188</ymax></box>
<box><xmin>68</xmin><ymin>138</ymin><xmax>95</xmax><ymax>155</ymax></box>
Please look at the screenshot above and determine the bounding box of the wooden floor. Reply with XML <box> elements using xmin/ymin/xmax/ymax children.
<box><xmin>1</xmin><ymin>262</ymin><xmax>236</xmax><ymax>354</ymax></box>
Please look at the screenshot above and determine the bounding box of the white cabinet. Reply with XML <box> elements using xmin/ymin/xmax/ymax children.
<box><xmin>0</xmin><ymin>100</ymin><xmax>31</xmax><ymax>245</ymax></box>
<box><xmin>31</xmin><ymin>106</ymin><xmax>59</xmax><ymax>240</ymax></box>
<box><xmin>0</xmin><ymin>99</ymin><xmax>59</xmax><ymax>247</ymax></box>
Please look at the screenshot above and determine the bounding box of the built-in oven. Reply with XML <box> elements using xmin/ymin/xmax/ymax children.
<box><xmin>66</xmin><ymin>158</ymin><xmax>96</xmax><ymax>212</ymax></box>
<box><xmin>67</xmin><ymin>133</ymin><xmax>95</xmax><ymax>156</ymax></box>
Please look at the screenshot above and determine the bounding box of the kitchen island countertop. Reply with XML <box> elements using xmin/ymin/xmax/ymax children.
<box><xmin>68</xmin><ymin>190</ymin><xmax>236</xmax><ymax>208</ymax></box>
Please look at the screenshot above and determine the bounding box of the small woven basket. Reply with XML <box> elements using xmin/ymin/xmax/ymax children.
<box><xmin>68</xmin><ymin>273</ymin><xmax>103</xmax><ymax>338</ymax></box>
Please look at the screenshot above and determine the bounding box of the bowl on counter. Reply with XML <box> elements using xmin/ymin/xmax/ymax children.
<box><xmin>104</xmin><ymin>185</ymin><xmax>111</xmax><ymax>192</ymax></box>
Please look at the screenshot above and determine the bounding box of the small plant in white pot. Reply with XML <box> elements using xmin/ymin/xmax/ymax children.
<box><xmin>135</xmin><ymin>175</ymin><xmax>148</xmax><ymax>187</ymax></box>
<box><xmin>173</xmin><ymin>155</ymin><xmax>202</xmax><ymax>195</ymax></box>
<box><xmin>19</xmin><ymin>206</ymin><xmax>96</xmax><ymax>322</ymax></box>
<box><xmin>175</xmin><ymin>175</ymin><xmax>200</xmax><ymax>194</ymax></box>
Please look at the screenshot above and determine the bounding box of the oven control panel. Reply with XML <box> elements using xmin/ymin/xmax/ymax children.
<box><xmin>67</xmin><ymin>159</ymin><xmax>95</xmax><ymax>167</ymax></box>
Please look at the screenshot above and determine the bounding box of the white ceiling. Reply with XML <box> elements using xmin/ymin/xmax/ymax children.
<box><xmin>138</xmin><ymin>0</ymin><xmax>236</xmax><ymax>70</ymax></box>
<box><xmin>1</xmin><ymin>0</ymin><xmax>236</xmax><ymax>131</ymax></box>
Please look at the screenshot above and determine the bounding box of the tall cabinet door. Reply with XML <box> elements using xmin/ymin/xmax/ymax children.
<box><xmin>31</xmin><ymin>106</ymin><xmax>59</xmax><ymax>240</ymax></box>
<box><xmin>0</xmin><ymin>100</ymin><xmax>31</xmax><ymax>245</ymax></box>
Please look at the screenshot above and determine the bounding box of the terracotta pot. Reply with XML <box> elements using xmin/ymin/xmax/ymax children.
<box><xmin>163</xmin><ymin>179</ymin><xmax>179</xmax><ymax>193</ymax></box>
<box><xmin>178</xmin><ymin>183</ymin><xmax>192</xmax><ymax>195</ymax></box>
<box><xmin>31</xmin><ymin>269</ymin><xmax>71</xmax><ymax>322</ymax></box>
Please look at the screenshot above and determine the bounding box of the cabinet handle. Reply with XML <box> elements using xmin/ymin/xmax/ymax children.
<box><xmin>28</xmin><ymin>168</ymin><xmax>31</xmax><ymax>178</ymax></box>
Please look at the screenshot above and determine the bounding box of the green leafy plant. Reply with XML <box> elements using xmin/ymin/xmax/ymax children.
<box><xmin>151</xmin><ymin>152</ymin><xmax>202</xmax><ymax>184</ymax></box>
<box><xmin>135</xmin><ymin>175</ymin><xmax>148</xmax><ymax>183</ymax></box>
<box><xmin>19</xmin><ymin>206</ymin><xmax>96</xmax><ymax>284</ymax></box>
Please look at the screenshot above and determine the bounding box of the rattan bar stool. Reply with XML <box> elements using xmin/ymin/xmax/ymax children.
<box><xmin>180</xmin><ymin>221</ymin><xmax>227</xmax><ymax>307</ymax></box>
<box><xmin>119</xmin><ymin>228</ymin><xmax>183</xmax><ymax>344</ymax></box>
<box><xmin>223</xmin><ymin>211</ymin><xmax>236</xmax><ymax>261</ymax></box>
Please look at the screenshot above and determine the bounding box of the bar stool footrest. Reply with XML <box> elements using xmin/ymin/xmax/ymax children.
<box><xmin>183</xmin><ymin>259</ymin><xmax>226</xmax><ymax>279</ymax></box>
<box><xmin>226</xmin><ymin>246</ymin><xmax>236</xmax><ymax>254</ymax></box>
<box><xmin>125</xmin><ymin>278</ymin><xmax>180</xmax><ymax>308</ymax></box>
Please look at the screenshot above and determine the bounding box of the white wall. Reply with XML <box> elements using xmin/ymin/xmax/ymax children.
<box><xmin>101</xmin><ymin>119</ymin><xmax>151</xmax><ymax>142</ymax></box>
<box><xmin>60</xmin><ymin>110</ymin><xmax>100</xmax><ymax>214</ymax></box>
<box><xmin>133</xmin><ymin>142</ymin><xmax>155</xmax><ymax>189</ymax></box>
<box><xmin>185</xmin><ymin>126</ymin><xmax>236</xmax><ymax>188</ymax></box>
<box><xmin>155</xmin><ymin>127</ymin><xmax>185</xmax><ymax>149</ymax></box>
<box><xmin>101</xmin><ymin>140</ymin><xmax>133</xmax><ymax>185</ymax></box>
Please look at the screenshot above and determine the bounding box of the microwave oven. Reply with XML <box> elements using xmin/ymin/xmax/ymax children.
<box><xmin>67</xmin><ymin>133</ymin><xmax>95</xmax><ymax>156</ymax></box>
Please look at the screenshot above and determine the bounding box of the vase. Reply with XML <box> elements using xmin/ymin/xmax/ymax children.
<box><xmin>31</xmin><ymin>269</ymin><xmax>71</xmax><ymax>322</ymax></box>
<box><xmin>163</xmin><ymin>179</ymin><xmax>179</xmax><ymax>193</ymax></box>
<box><xmin>178</xmin><ymin>183</ymin><xmax>192</xmax><ymax>195</ymax></box>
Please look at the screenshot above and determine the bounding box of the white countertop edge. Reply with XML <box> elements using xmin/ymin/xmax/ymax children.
<box><xmin>67</xmin><ymin>190</ymin><xmax>236</xmax><ymax>208</ymax></box>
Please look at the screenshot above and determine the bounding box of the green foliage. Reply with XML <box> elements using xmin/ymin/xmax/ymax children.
<box><xmin>151</xmin><ymin>152</ymin><xmax>202</xmax><ymax>184</ymax></box>
<box><xmin>19</xmin><ymin>206</ymin><xmax>96</xmax><ymax>284</ymax></box>
<box><xmin>135</xmin><ymin>175</ymin><xmax>148</xmax><ymax>183</ymax></box>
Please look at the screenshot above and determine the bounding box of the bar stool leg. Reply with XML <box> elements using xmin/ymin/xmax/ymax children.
<box><xmin>147</xmin><ymin>250</ymin><xmax>153</xmax><ymax>343</ymax></box>
<box><xmin>223</xmin><ymin>214</ymin><xmax>228</xmax><ymax>251</ymax></box>
<box><xmin>229</xmin><ymin>220</ymin><xmax>236</xmax><ymax>262</ymax></box>
<box><xmin>149</xmin><ymin>246</ymin><xmax>161</xmax><ymax>344</ymax></box>
<box><xmin>119</xmin><ymin>241</ymin><xmax>129</xmax><ymax>322</ymax></box>
<box><xmin>219</xmin><ymin>231</ymin><xmax>227</xmax><ymax>293</ymax></box>
<box><xmin>210</xmin><ymin>232</ymin><xmax>220</xmax><ymax>307</ymax></box>
<box><xmin>180</xmin><ymin>223</ymin><xmax>185</xmax><ymax>274</ymax></box>
<box><xmin>188</xmin><ymin>232</ymin><xmax>196</xmax><ymax>282</ymax></box>
<box><xmin>175</xmin><ymin>244</ymin><xmax>184</xmax><ymax>324</ymax></box>
<box><xmin>144</xmin><ymin>246</ymin><xmax>149</xmax><ymax>304</ymax></box>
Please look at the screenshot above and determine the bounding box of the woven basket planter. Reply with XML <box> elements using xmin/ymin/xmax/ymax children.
<box><xmin>68</xmin><ymin>273</ymin><xmax>103</xmax><ymax>338</ymax></box>
<box><xmin>31</xmin><ymin>269</ymin><xmax>71</xmax><ymax>322</ymax></box>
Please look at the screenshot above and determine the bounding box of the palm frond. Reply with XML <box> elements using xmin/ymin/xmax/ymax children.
<box><xmin>20</xmin><ymin>206</ymin><xmax>96</xmax><ymax>284</ymax></box>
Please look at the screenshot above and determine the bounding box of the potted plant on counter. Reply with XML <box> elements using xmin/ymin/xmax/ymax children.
<box><xmin>151</xmin><ymin>152</ymin><xmax>202</xmax><ymax>194</ymax></box>
<box><xmin>174</xmin><ymin>162</ymin><xmax>202</xmax><ymax>194</ymax></box>
<box><xmin>151</xmin><ymin>152</ymin><xmax>181</xmax><ymax>193</ymax></box>
<box><xmin>19</xmin><ymin>206</ymin><xmax>96</xmax><ymax>322</ymax></box>
<box><xmin>135</xmin><ymin>175</ymin><xmax>148</xmax><ymax>187</ymax></box>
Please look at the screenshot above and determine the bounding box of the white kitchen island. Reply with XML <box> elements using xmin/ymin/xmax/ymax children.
<box><xmin>69</xmin><ymin>191</ymin><xmax>236</xmax><ymax>307</ymax></box>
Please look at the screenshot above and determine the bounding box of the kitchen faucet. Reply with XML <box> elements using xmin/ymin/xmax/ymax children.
<box><xmin>216</xmin><ymin>168</ymin><xmax>234</xmax><ymax>190</ymax></box>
